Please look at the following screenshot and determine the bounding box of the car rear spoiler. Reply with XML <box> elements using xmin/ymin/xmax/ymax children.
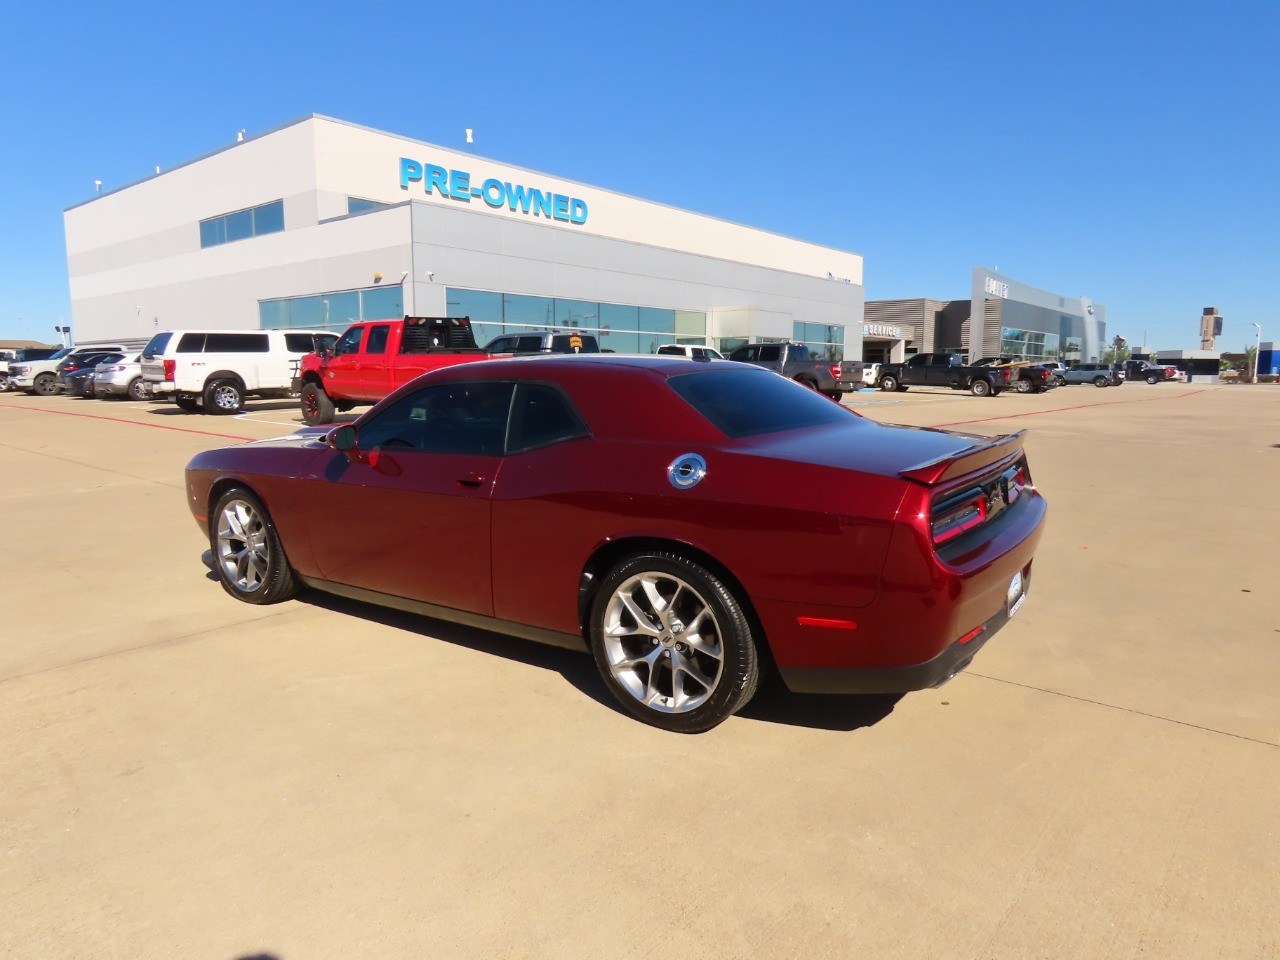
<box><xmin>899</xmin><ymin>431</ymin><xmax>1026</xmax><ymax>484</ymax></box>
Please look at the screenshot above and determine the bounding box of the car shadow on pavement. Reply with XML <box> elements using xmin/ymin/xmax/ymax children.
<box><xmin>200</xmin><ymin>551</ymin><xmax>904</xmax><ymax>732</ymax></box>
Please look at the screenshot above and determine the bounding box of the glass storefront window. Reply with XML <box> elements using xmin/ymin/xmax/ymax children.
<box><xmin>504</xmin><ymin>294</ymin><xmax>556</xmax><ymax>328</ymax></box>
<box><xmin>638</xmin><ymin>307</ymin><xmax>674</xmax><ymax>333</ymax></box>
<box><xmin>599</xmin><ymin>328</ymin><xmax>640</xmax><ymax>353</ymax></box>
<box><xmin>555</xmin><ymin>299</ymin><xmax>599</xmax><ymax>327</ymax></box>
<box><xmin>360</xmin><ymin>286</ymin><xmax>403</xmax><ymax>320</ymax></box>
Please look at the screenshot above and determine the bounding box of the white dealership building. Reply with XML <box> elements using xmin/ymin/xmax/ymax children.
<box><xmin>64</xmin><ymin>115</ymin><xmax>865</xmax><ymax>359</ymax></box>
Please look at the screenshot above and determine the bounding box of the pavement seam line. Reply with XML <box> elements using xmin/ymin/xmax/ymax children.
<box><xmin>966</xmin><ymin>671</ymin><xmax>1279</xmax><ymax>748</ymax></box>
<box><xmin>0</xmin><ymin>607</ymin><xmax>297</xmax><ymax>687</ymax></box>
<box><xmin>0</xmin><ymin>440</ymin><xmax>184</xmax><ymax>489</ymax></box>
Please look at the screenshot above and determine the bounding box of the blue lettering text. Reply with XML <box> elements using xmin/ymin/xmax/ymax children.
<box><xmin>552</xmin><ymin>194</ymin><xmax>570</xmax><ymax>221</ymax></box>
<box><xmin>425</xmin><ymin>164</ymin><xmax>449</xmax><ymax>197</ymax></box>
<box><xmin>481</xmin><ymin>178</ymin><xmax>506</xmax><ymax>208</ymax></box>
<box><xmin>399</xmin><ymin>158</ymin><xmax>423</xmax><ymax>189</ymax></box>
<box><xmin>532</xmin><ymin>189</ymin><xmax>552</xmax><ymax>218</ymax></box>
<box><xmin>570</xmin><ymin>198</ymin><xmax>588</xmax><ymax>224</ymax></box>
<box><xmin>449</xmin><ymin>170</ymin><xmax>471</xmax><ymax>201</ymax></box>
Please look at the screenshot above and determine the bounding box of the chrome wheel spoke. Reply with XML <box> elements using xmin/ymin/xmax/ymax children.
<box><xmin>612</xmin><ymin>593</ymin><xmax>661</xmax><ymax>637</ymax></box>
<box><xmin>217</xmin><ymin>500</ymin><xmax>269</xmax><ymax>592</ymax></box>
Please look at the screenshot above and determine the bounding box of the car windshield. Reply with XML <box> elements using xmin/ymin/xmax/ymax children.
<box><xmin>668</xmin><ymin>368</ymin><xmax>855</xmax><ymax>439</ymax></box>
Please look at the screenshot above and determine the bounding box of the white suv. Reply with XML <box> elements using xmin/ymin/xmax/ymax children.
<box><xmin>140</xmin><ymin>329</ymin><xmax>337</xmax><ymax>414</ymax></box>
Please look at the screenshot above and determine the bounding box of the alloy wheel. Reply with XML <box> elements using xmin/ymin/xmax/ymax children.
<box><xmin>216</xmin><ymin>498</ymin><xmax>270</xmax><ymax>593</ymax></box>
<box><xmin>601</xmin><ymin>571</ymin><xmax>724</xmax><ymax>714</ymax></box>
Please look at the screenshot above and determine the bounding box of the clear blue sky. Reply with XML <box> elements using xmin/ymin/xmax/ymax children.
<box><xmin>1</xmin><ymin>0</ymin><xmax>1276</xmax><ymax>352</ymax></box>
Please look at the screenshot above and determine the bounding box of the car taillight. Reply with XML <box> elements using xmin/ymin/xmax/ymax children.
<box><xmin>163</xmin><ymin>359</ymin><xmax>176</xmax><ymax>381</ymax></box>
<box><xmin>829</xmin><ymin>363</ymin><xmax>842</xmax><ymax>379</ymax></box>
<box><xmin>932</xmin><ymin>493</ymin><xmax>988</xmax><ymax>544</ymax></box>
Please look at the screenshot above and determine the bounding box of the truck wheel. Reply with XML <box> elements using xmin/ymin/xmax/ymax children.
<box><xmin>589</xmin><ymin>551</ymin><xmax>760</xmax><ymax>733</ymax></box>
<box><xmin>1015</xmin><ymin>379</ymin><xmax>1032</xmax><ymax>393</ymax></box>
<box><xmin>204</xmin><ymin>378</ymin><xmax>244</xmax><ymax>414</ymax></box>
<box><xmin>300</xmin><ymin>382</ymin><xmax>335</xmax><ymax>425</ymax></box>
<box><xmin>1146</xmin><ymin>375</ymin><xmax>1159</xmax><ymax>384</ymax></box>
<box><xmin>34</xmin><ymin>372</ymin><xmax>60</xmax><ymax>396</ymax></box>
<box><xmin>1093</xmin><ymin>376</ymin><xmax>1108</xmax><ymax>387</ymax></box>
<box><xmin>879</xmin><ymin>375</ymin><xmax>898</xmax><ymax>392</ymax></box>
<box><xmin>970</xmin><ymin>379</ymin><xmax>991</xmax><ymax>397</ymax></box>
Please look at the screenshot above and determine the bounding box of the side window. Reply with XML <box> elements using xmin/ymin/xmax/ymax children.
<box><xmin>517</xmin><ymin>336</ymin><xmax>546</xmax><ymax>352</ymax></box>
<box><xmin>333</xmin><ymin>326</ymin><xmax>364</xmax><ymax>357</ymax></box>
<box><xmin>758</xmin><ymin>345</ymin><xmax>781</xmax><ymax>363</ymax></box>
<box><xmin>729</xmin><ymin>346</ymin><xmax>757</xmax><ymax>362</ymax></box>
<box><xmin>487</xmin><ymin>337</ymin><xmax>512</xmax><ymax>353</ymax></box>
<box><xmin>315</xmin><ymin>334</ymin><xmax>337</xmax><ymax>354</ymax></box>
<box><xmin>906</xmin><ymin>354</ymin><xmax>929</xmax><ymax>367</ymax></box>
<box><xmin>284</xmin><ymin>333</ymin><xmax>316</xmax><ymax>353</ymax></box>
<box><xmin>929</xmin><ymin>355</ymin><xmax>951</xmax><ymax>367</ymax></box>
<box><xmin>357</xmin><ymin>381</ymin><xmax>514</xmax><ymax>456</ymax></box>
<box><xmin>176</xmin><ymin>333</ymin><xmax>206</xmax><ymax>353</ymax></box>
<box><xmin>365</xmin><ymin>325</ymin><xmax>391</xmax><ymax>355</ymax></box>
<box><xmin>205</xmin><ymin>333</ymin><xmax>269</xmax><ymax>353</ymax></box>
<box><xmin>507</xmin><ymin>383</ymin><xmax>589</xmax><ymax>453</ymax></box>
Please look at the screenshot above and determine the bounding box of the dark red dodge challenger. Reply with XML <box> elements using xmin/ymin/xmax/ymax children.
<box><xmin>185</xmin><ymin>355</ymin><xmax>1046</xmax><ymax>732</ymax></box>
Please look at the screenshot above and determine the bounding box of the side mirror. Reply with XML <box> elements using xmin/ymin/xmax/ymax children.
<box><xmin>327</xmin><ymin>425</ymin><xmax>363</xmax><ymax>462</ymax></box>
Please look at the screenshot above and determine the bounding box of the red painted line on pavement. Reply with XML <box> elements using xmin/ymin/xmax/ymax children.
<box><xmin>0</xmin><ymin>403</ymin><xmax>255</xmax><ymax>441</ymax></box>
<box><xmin>932</xmin><ymin>387</ymin><xmax>1217</xmax><ymax>428</ymax></box>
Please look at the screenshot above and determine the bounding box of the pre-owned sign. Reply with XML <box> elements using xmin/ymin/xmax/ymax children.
<box><xmin>399</xmin><ymin>157</ymin><xmax>589</xmax><ymax>225</ymax></box>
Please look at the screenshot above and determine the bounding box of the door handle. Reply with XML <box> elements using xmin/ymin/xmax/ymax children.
<box><xmin>456</xmin><ymin>474</ymin><xmax>486</xmax><ymax>488</ymax></box>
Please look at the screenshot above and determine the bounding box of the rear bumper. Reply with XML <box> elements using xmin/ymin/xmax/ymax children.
<box><xmin>144</xmin><ymin>380</ymin><xmax>175</xmax><ymax>397</ymax></box>
<box><xmin>780</xmin><ymin>568</ymin><xmax>1029</xmax><ymax>693</ymax></box>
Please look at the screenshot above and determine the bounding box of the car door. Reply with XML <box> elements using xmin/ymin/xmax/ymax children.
<box><xmin>900</xmin><ymin>354</ymin><xmax>930</xmax><ymax>384</ymax></box>
<box><xmin>355</xmin><ymin>323</ymin><xmax>394</xmax><ymax>398</ymax></box>
<box><xmin>309</xmin><ymin>380</ymin><xmax>513</xmax><ymax>615</ymax></box>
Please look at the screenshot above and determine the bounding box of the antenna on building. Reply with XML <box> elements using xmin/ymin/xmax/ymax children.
<box><xmin>154</xmin><ymin>165</ymin><xmax>160</xmax><ymax>174</ymax></box>
<box><xmin>94</xmin><ymin>180</ymin><xmax>102</xmax><ymax>193</ymax></box>
<box><xmin>237</xmin><ymin>129</ymin><xmax>245</xmax><ymax>142</ymax></box>
<box><xmin>465</xmin><ymin>128</ymin><xmax>474</xmax><ymax>153</ymax></box>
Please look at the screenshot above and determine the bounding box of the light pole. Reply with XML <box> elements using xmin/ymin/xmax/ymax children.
<box><xmin>1251</xmin><ymin>322</ymin><xmax>1261</xmax><ymax>383</ymax></box>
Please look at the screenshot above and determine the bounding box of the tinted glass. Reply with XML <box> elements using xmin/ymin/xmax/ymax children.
<box><xmin>347</xmin><ymin>197</ymin><xmax>389</xmax><ymax>215</ymax></box>
<box><xmin>333</xmin><ymin>327</ymin><xmax>364</xmax><ymax>357</ymax></box>
<box><xmin>365</xmin><ymin>324</ymin><xmax>391</xmax><ymax>354</ymax></box>
<box><xmin>360</xmin><ymin>285</ymin><xmax>404</xmax><ymax>320</ymax></box>
<box><xmin>359</xmin><ymin>381</ymin><xmax>514</xmax><ymax>456</ymax></box>
<box><xmin>224</xmin><ymin>209</ymin><xmax>253</xmax><ymax>243</ymax></box>
<box><xmin>758</xmin><ymin>345</ymin><xmax>781</xmax><ymax>362</ymax></box>
<box><xmin>205</xmin><ymin>333</ymin><xmax>268</xmax><ymax>353</ymax></box>
<box><xmin>284</xmin><ymin>333</ymin><xmax>317</xmax><ymax>353</ymax></box>
<box><xmin>515</xmin><ymin>336</ymin><xmax>544</xmax><ymax>351</ymax></box>
<box><xmin>551</xmin><ymin>334</ymin><xmax>598</xmax><ymax>354</ymax></box>
<box><xmin>508</xmin><ymin>384</ymin><xmax>588</xmax><ymax>453</ymax></box>
<box><xmin>142</xmin><ymin>332</ymin><xmax>172</xmax><ymax>357</ymax></box>
<box><xmin>728</xmin><ymin>346</ymin><xmax>756</xmax><ymax>362</ymax></box>
<box><xmin>253</xmin><ymin>200</ymin><xmax>284</xmax><ymax>235</ymax></box>
<box><xmin>176</xmin><ymin>333</ymin><xmax>206</xmax><ymax>353</ymax></box>
<box><xmin>668</xmin><ymin>368</ymin><xmax>854</xmax><ymax>439</ymax></box>
<box><xmin>315</xmin><ymin>334</ymin><xmax>337</xmax><ymax>353</ymax></box>
<box><xmin>199</xmin><ymin>219</ymin><xmax>224</xmax><ymax>248</ymax></box>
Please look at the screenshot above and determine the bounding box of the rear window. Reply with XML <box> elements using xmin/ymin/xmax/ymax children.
<box><xmin>142</xmin><ymin>332</ymin><xmax>173</xmax><ymax>358</ymax></box>
<box><xmin>550</xmin><ymin>334</ymin><xmax>598</xmax><ymax>354</ymax></box>
<box><xmin>176</xmin><ymin>333</ymin><xmax>206</xmax><ymax>353</ymax></box>
<box><xmin>668</xmin><ymin>368</ymin><xmax>854</xmax><ymax>439</ymax></box>
<box><xmin>284</xmin><ymin>333</ymin><xmax>319</xmax><ymax>353</ymax></box>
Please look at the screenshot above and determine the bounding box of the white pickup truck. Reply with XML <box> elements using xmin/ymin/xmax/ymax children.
<box><xmin>9</xmin><ymin>345</ymin><xmax>128</xmax><ymax>395</ymax></box>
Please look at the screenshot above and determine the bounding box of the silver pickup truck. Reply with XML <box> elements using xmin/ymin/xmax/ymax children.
<box><xmin>727</xmin><ymin>342</ymin><xmax>863</xmax><ymax>400</ymax></box>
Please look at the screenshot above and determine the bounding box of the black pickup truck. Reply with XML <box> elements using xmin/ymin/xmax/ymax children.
<box><xmin>727</xmin><ymin>342</ymin><xmax>864</xmax><ymax>400</ymax></box>
<box><xmin>1123</xmin><ymin>359</ymin><xmax>1174</xmax><ymax>384</ymax></box>
<box><xmin>876</xmin><ymin>352</ymin><xmax>1011</xmax><ymax>397</ymax></box>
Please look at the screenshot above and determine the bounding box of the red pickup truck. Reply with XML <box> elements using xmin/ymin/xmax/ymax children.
<box><xmin>294</xmin><ymin>316</ymin><xmax>488</xmax><ymax>425</ymax></box>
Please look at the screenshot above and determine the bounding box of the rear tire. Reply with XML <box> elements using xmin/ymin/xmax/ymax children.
<box><xmin>127</xmin><ymin>377</ymin><xmax>146</xmax><ymax>401</ymax></box>
<box><xmin>970</xmin><ymin>378</ymin><xmax>991</xmax><ymax>397</ymax></box>
<box><xmin>204</xmin><ymin>378</ymin><xmax>244</xmax><ymax>414</ymax></box>
<box><xmin>1146</xmin><ymin>375</ymin><xmax>1159</xmax><ymax>384</ymax></box>
<box><xmin>1094</xmin><ymin>376</ymin><xmax>1108</xmax><ymax>387</ymax></box>
<box><xmin>879</xmin><ymin>375</ymin><xmax>898</xmax><ymax>392</ymax></box>
<box><xmin>210</xmin><ymin>488</ymin><xmax>297</xmax><ymax>605</ymax></box>
<box><xmin>1015</xmin><ymin>379</ymin><xmax>1032</xmax><ymax>393</ymax></box>
<box><xmin>300</xmin><ymin>382</ymin><xmax>336</xmax><ymax>425</ymax></box>
<box><xmin>589</xmin><ymin>552</ymin><xmax>760</xmax><ymax>733</ymax></box>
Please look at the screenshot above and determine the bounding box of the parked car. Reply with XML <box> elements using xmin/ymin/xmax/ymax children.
<box><xmin>141</xmin><ymin>329</ymin><xmax>337</xmax><ymax>414</ymax></box>
<box><xmin>297</xmin><ymin>317</ymin><xmax>489</xmax><ymax>425</ymax></box>
<box><xmin>655</xmin><ymin>343</ymin><xmax>724</xmax><ymax>361</ymax></box>
<box><xmin>973</xmin><ymin>357</ymin><xmax>1057</xmax><ymax>394</ymax></box>
<box><xmin>10</xmin><ymin>345</ymin><xmax>128</xmax><ymax>396</ymax></box>
<box><xmin>860</xmin><ymin>362</ymin><xmax>881</xmax><ymax>387</ymax></box>
<box><xmin>877</xmin><ymin>353</ymin><xmax>1011</xmax><ymax>397</ymax></box>
<box><xmin>1062</xmin><ymin>363</ymin><xmax>1126</xmax><ymax>387</ymax></box>
<box><xmin>726</xmin><ymin>342</ymin><xmax>863</xmax><ymax>400</ymax></box>
<box><xmin>1123</xmin><ymin>359</ymin><xmax>1175</xmax><ymax>384</ymax></box>
<box><xmin>58</xmin><ymin>351</ymin><xmax>124</xmax><ymax>392</ymax></box>
<box><xmin>1039</xmin><ymin>361</ymin><xmax>1070</xmax><ymax>386</ymax></box>
<box><xmin>61</xmin><ymin>366</ymin><xmax>101</xmax><ymax>397</ymax></box>
<box><xmin>185</xmin><ymin>355</ymin><xmax>1047</xmax><ymax>733</ymax></box>
<box><xmin>485</xmin><ymin>331</ymin><xmax>601</xmax><ymax>355</ymax></box>
<box><xmin>93</xmin><ymin>353</ymin><xmax>148</xmax><ymax>401</ymax></box>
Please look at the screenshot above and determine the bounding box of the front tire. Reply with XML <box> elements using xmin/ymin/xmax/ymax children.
<box><xmin>879</xmin><ymin>375</ymin><xmax>898</xmax><ymax>392</ymax></box>
<box><xmin>970</xmin><ymin>378</ymin><xmax>992</xmax><ymax>397</ymax></box>
<box><xmin>34</xmin><ymin>372</ymin><xmax>59</xmax><ymax>396</ymax></box>
<box><xmin>210</xmin><ymin>488</ymin><xmax>297</xmax><ymax>605</ymax></box>
<box><xmin>204</xmin><ymin>378</ymin><xmax>244</xmax><ymax>414</ymax></box>
<box><xmin>1146</xmin><ymin>375</ymin><xmax>1159</xmax><ymax>384</ymax></box>
<box><xmin>1094</xmin><ymin>376</ymin><xmax>1108</xmax><ymax>387</ymax></box>
<box><xmin>1015</xmin><ymin>378</ymin><xmax>1032</xmax><ymax>393</ymax></box>
<box><xmin>300</xmin><ymin>382</ymin><xmax>336</xmax><ymax>425</ymax></box>
<box><xmin>589</xmin><ymin>552</ymin><xmax>760</xmax><ymax>733</ymax></box>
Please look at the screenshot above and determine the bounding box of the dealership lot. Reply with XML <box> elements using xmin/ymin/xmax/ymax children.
<box><xmin>1</xmin><ymin>384</ymin><xmax>1277</xmax><ymax>958</ymax></box>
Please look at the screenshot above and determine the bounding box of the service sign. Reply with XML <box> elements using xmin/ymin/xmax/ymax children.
<box><xmin>984</xmin><ymin>277</ymin><xmax>1010</xmax><ymax>299</ymax></box>
<box><xmin>399</xmin><ymin>157</ymin><xmax>589</xmax><ymax>225</ymax></box>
